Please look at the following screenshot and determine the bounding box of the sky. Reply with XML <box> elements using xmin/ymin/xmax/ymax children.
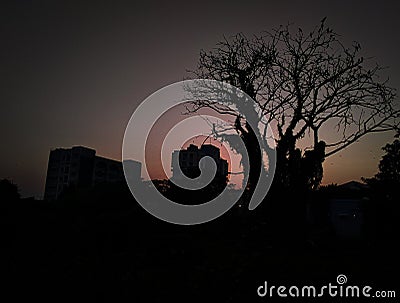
<box><xmin>1</xmin><ymin>0</ymin><xmax>399</xmax><ymax>198</ymax></box>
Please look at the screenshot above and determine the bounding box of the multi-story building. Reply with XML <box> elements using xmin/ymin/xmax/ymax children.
<box><xmin>44</xmin><ymin>146</ymin><xmax>141</xmax><ymax>200</ymax></box>
<box><xmin>171</xmin><ymin>144</ymin><xmax>228</xmax><ymax>181</ymax></box>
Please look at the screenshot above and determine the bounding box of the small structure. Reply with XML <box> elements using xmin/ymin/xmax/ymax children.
<box><xmin>329</xmin><ymin>181</ymin><xmax>368</xmax><ymax>238</ymax></box>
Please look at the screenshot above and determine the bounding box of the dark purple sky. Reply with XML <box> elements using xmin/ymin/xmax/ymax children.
<box><xmin>1</xmin><ymin>0</ymin><xmax>399</xmax><ymax>197</ymax></box>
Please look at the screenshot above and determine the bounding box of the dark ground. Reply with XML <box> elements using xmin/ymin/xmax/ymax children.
<box><xmin>1</xmin><ymin>184</ymin><xmax>399</xmax><ymax>303</ymax></box>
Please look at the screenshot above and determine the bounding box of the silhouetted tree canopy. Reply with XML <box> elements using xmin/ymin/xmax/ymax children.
<box><xmin>364</xmin><ymin>131</ymin><xmax>400</xmax><ymax>199</ymax></box>
<box><xmin>374</xmin><ymin>134</ymin><xmax>400</xmax><ymax>184</ymax></box>
<box><xmin>362</xmin><ymin>131</ymin><xmax>400</xmax><ymax>247</ymax></box>
<box><xmin>191</xmin><ymin>18</ymin><xmax>399</xmax><ymax>192</ymax></box>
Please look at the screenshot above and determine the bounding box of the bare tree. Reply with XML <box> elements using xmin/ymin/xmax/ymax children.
<box><xmin>190</xmin><ymin>18</ymin><xmax>399</xmax><ymax>191</ymax></box>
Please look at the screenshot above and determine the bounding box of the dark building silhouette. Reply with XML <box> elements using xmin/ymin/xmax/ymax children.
<box><xmin>44</xmin><ymin>146</ymin><xmax>141</xmax><ymax>200</ymax></box>
<box><xmin>122</xmin><ymin>159</ymin><xmax>142</xmax><ymax>186</ymax></box>
<box><xmin>328</xmin><ymin>181</ymin><xmax>368</xmax><ymax>238</ymax></box>
<box><xmin>171</xmin><ymin>144</ymin><xmax>228</xmax><ymax>181</ymax></box>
